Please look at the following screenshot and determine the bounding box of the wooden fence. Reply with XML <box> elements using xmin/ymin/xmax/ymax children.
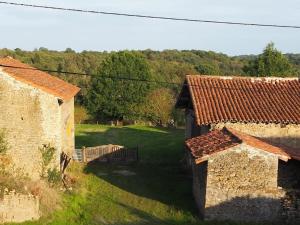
<box><xmin>79</xmin><ymin>144</ymin><xmax>138</xmax><ymax>163</ymax></box>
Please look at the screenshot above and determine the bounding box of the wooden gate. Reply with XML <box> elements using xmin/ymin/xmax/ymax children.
<box><xmin>79</xmin><ymin>144</ymin><xmax>138</xmax><ymax>163</ymax></box>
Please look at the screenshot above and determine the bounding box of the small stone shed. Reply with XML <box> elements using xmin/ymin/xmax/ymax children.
<box><xmin>0</xmin><ymin>57</ymin><xmax>80</xmax><ymax>179</ymax></box>
<box><xmin>176</xmin><ymin>75</ymin><xmax>300</xmax><ymax>223</ymax></box>
<box><xmin>186</xmin><ymin>127</ymin><xmax>300</xmax><ymax>222</ymax></box>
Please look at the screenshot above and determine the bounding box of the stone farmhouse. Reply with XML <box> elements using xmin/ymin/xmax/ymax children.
<box><xmin>176</xmin><ymin>75</ymin><xmax>300</xmax><ymax>223</ymax></box>
<box><xmin>0</xmin><ymin>57</ymin><xmax>80</xmax><ymax>179</ymax></box>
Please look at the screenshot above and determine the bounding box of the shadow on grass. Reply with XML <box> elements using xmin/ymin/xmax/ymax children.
<box><xmin>79</xmin><ymin>126</ymin><xmax>196</xmax><ymax>218</ymax></box>
<box><xmin>76</xmin><ymin>126</ymin><xmax>185</xmax><ymax>164</ymax></box>
<box><xmin>105</xmin><ymin>201</ymin><xmax>284</xmax><ymax>225</ymax></box>
<box><xmin>104</xmin><ymin>200</ymin><xmax>297</xmax><ymax>225</ymax></box>
<box><xmin>84</xmin><ymin>162</ymin><xmax>196</xmax><ymax>216</ymax></box>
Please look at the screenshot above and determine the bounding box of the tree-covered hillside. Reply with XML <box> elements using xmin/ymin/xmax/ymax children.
<box><xmin>0</xmin><ymin>46</ymin><xmax>298</xmax><ymax>123</ymax></box>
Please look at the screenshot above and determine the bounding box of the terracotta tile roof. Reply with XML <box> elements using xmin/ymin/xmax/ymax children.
<box><xmin>0</xmin><ymin>57</ymin><xmax>80</xmax><ymax>100</ymax></box>
<box><xmin>185</xmin><ymin>128</ymin><xmax>242</xmax><ymax>163</ymax></box>
<box><xmin>185</xmin><ymin>128</ymin><xmax>297</xmax><ymax>164</ymax></box>
<box><xmin>176</xmin><ymin>75</ymin><xmax>300</xmax><ymax>125</ymax></box>
<box><xmin>227</xmin><ymin>128</ymin><xmax>292</xmax><ymax>162</ymax></box>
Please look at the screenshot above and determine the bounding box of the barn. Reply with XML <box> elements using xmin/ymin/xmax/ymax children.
<box><xmin>176</xmin><ymin>75</ymin><xmax>300</xmax><ymax>223</ymax></box>
<box><xmin>0</xmin><ymin>57</ymin><xmax>80</xmax><ymax>179</ymax></box>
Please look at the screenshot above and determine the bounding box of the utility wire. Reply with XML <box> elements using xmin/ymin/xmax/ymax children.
<box><xmin>0</xmin><ymin>63</ymin><xmax>181</xmax><ymax>86</ymax></box>
<box><xmin>0</xmin><ymin>1</ymin><xmax>300</xmax><ymax>29</ymax></box>
<box><xmin>0</xmin><ymin>63</ymin><xmax>298</xmax><ymax>97</ymax></box>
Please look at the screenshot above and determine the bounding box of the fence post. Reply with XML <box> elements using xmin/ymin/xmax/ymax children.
<box><xmin>82</xmin><ymin>146</ymin><xmax>86</xmax><ymax>163</ymax></box>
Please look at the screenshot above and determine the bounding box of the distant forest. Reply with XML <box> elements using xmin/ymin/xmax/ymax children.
<box><xmin>0</xmin><ymin>47</ymin><xmax>299</xmax><ymax>123</ymax></box>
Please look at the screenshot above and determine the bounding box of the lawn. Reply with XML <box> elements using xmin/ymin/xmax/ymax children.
<box><xmin>14</xmin><ymin>124</ymin><xmax>259</xmax><ymax>225</ymax></box>
<box><xmin>75</xmin><ymin>124</ymin><xmax>185</xmax><ymax>164</ymax></box>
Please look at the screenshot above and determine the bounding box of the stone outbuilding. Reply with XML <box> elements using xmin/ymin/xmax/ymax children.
<box><xmin>176</xmin><ymin>75</ymin><xmax>300</xmax><ymax>223</ymax></box>
<box><xmin>0</xmin><ymin>57</ymin><xmax>80</xmax><ymax>179</ymax></box>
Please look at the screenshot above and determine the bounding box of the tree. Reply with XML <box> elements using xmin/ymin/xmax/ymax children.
<box><xmin>195</xmin><ymin>62</ymin><xmax>220</xmax><ymax>75</ymax></box>
<box><xmin>86</xmin><ymin>51</ymin><xmax>153</xmax><ymax>121</ymax></box>
<box><xmin>65</xmin><ymin>48</ymin><xmax>76</xmax><ymax>53</ymax></box>
<box><xmin>141</xmin><ymin>88</ymin><xmax>175</xmax><ymax>126</ymax></box>
<box><xmin>243</xmin><ymin>42</ymin><xmax>295</xmax><ymax>77</ymax></box>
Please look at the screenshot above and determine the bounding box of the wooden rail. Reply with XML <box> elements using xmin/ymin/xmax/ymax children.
<box><xmin>80</xmin><ymin>144</ymin><xmax>138</xmax><ymax>163</ymax></box>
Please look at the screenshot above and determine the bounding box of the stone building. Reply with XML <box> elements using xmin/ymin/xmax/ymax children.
<box><xmin>0</xmin><ymin>57</ymin><xmax>80</xmax><ymax>179</ymax></box>
<box><xmin>176</xmin><ymin>75</ymin><xmax>300</xmax><ymax>223</ymax></box>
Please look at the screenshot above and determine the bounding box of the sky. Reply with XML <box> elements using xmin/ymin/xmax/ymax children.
<box><xmin>0</xmin><ymin>0</ymin><xmax>300</xmax><ymax>56</ymax></box>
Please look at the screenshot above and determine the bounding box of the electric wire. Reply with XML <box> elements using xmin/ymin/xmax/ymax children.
<box><xmin>0</xmin><ymin>1</ymin><xmax>300</xmax><ymax>29</ymax></box>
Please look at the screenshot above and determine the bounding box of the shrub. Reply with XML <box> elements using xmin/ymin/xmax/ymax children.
<box><xmin>47</xmin><ymin>168</ymin><xmax>61</xmax><ymax>185</ymax></box>
<box><xmin>39</xmin><ymin>144</ymin><xmax>56</xmax><ymax>178</ymax></box>
<box><xmin>74</xmin><ymin>105</ymin><xmax>90</xmax><ymax>124</ymax></box>
<box><xmin>39</xmin><ymin>144</ymin><xmax>62</xmax><ymax>185</ymax></box>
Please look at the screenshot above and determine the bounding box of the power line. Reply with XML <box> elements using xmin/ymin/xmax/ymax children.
<box><xmin>0</xmin><ymin>63</ymin><xmax>181</xmax><ymax>86</ymax></box>
<box><xmin>0</xmin><ymin>63</ymin><xmax>298</xmax><ymax>99</ymax></box>
<box><xmin>0</xmin><ymin>1</ymin><xmax>300</xmax><ymax>29</ymax></box>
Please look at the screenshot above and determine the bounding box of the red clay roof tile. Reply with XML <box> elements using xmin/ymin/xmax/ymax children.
<box><xmin>0</xmin><ymin>57</ymin><xmax>80</xmax><ymax>100</ymax></box>
<box><xmin>176</xmin><ymin>75</ymin><xmax>300</xmax><ymax>125</ymax></box>
<box><xmin>185</xmin><ymin>128</ymin><xmax>242</xmax><ymax>163</ymax></box>
<box><xmin>185</xmin><ymin>128</ymin><xmax>295</xmax><ymax>163</ymax></box>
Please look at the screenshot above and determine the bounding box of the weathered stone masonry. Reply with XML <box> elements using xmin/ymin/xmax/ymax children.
<box><xmin>215</xmin><ymin>122</ymin><xmax>300</xmax><ymax>149</ymax></box>
<box><xmin>204</xmin><ymin>145</ymin><xmax>284</xmax><ymax>222</ymax></box>
<box><xmin>177</xmin><ymin>75</ymin><xmax>300</xmax><ymax>223</ymax></box>
<box><xmin>186</xmin><ymin>113</ymin><xmax>300</xmax><ymax>149</ymax></box>
<box><xmin>0</xmin><ymin>69</ymin><xmax>75</xmax><ymax>179</ymax></box>
<box><xmin>0</xmin><ymin>190</ymin><xmax>39</xmax><ymax>223</ymax></box>
<box><xmin>191</xmin><ymin>144</ymin><xmax>300</xmax><ymax>223</ymax></box>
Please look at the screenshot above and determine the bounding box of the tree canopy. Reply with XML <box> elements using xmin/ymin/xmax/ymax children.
<box><xmin>141</xmin><ymin>88</ymin><xmax>175</xmax><ymax>126</ymax></box>
<box><xmin>1</xmin><ymin>46</ymin><xmax>299</xmax><ymax>124</ymax></box>
<box><xmin>243</xmin><ymin>43</ymin><xmax>296</xmax><ymax>77</ymax></box>
<box><xmin>195</xmin><ymin>62</ymin><xmax>220</xmax><ymax>75</ymax></box>
<box><xmin>86</xmin><ymin>51</ymin><xmax>153</xmax><ymax>121</ymax></box>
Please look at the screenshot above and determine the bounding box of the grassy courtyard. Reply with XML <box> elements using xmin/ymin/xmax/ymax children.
<box><xmin>14</xmin><ymin>124</ymin><xmax>261</xmax><ymax>225</ymax></box>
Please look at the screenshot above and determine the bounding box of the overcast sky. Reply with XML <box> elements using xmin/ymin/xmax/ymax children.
<box><xmin>0</xmin><ymin>0</ymin><xmax>300</xmax><ymax>55</ymax></box>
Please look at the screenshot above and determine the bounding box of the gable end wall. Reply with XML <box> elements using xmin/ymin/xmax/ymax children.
<box><xmin>0</xmin><ymin>71</ymin><xmax>63</xmax><ymax>179</ymax></box>
<box><xmin>214</xmin><ymin>122</ymin><xmax>300</xmax><ymax>149</ymax></box>
<box><xmin>204</xmin><ymin>144</ymin><xmax>285</xmax><ymax>222</ymax></box>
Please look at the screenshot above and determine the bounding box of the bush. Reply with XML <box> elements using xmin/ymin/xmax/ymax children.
<box><xmin>47</xmin><ymin>168</ymin><xmax>61</xmax><ymax>185</ymax></box>
<box><xmin>39</xmin><ymin>144</ymin><xmax>56</xmax><ymax>178</ymax></box>
<box><xmin>74</xmin><ymin>105</ymin><xmax>90</xmax><ymax>124</ymax></box>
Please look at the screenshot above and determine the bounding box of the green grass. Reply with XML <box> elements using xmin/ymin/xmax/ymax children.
<box><xmin>12</xmin><ymin>125</ymin><xmax>265</xmax><ymax>225</ymax></box>
<box><xmin>75</xmin><ymin>124</ymin><xmax>185</xmax><ymax>164</ymax></box>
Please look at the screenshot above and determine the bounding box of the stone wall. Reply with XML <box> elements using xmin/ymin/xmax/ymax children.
<box><xmin>192</xmin><ymin>160</ymin><xmax>207</xmax><ymax>218</ymax></box>
<box><xmin>0</xmin><ymin>70</ymin><xmax>63</xmax><ymax>179</ymax></box>
<box><xmin>278</xmin><ymin>160</ymin><xmax>300</xmax><ymax>189</ymax></box>
<box><xmin>278</xmin><ymin>160</ymin><xmax>300</xmax><ymax>223</ymax></box>
<box><xmin>201</xmin><ymin>144</ymin><xmax>286</xmax><ymax>222</ymax></box>
<box><xmin>186</xmin><ymin>109</ymin><xmax>300</xmax><ymax>148</ymax></box>
<box><xmin>214</xmin><ymin>122</ymin><xmax>300</xmax><ymax>149</ymax></box>
<box><xmin>60</xmin><ymin>98</ymin><xmax>75</xmax><ymax>157</ymax></box>
<box><xmin>185</xmin><ymin>110</ymin><xmax>210</xmax><ymax>139</ymax></box>
<box><xmin>0</xmin><ymin>190</ymin><xmax>39</xmax><ymax>223</ymax></box>
<box><xmin>282</xmin><ymin>190</ymin><xmax>300</xmax><ymax>223</ymax></box>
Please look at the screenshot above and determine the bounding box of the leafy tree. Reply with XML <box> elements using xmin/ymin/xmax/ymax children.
<box><xmin>1</xmin><ymin>46</ymin><xmax>299</xmax><ymax>120</ymax></box>
<box><xmin>65</xmin><ymin>48</ymin><xmax>76</xmax><ymax>53</ymax></box>
<box><xmin>31</xmin><ymin>53</ymin><xmax>41</xmax><ymax>64</ymax></box>
<box><xmin>141</xmin><ymin>88</ymin><xmax>175</xmax><ymax>126</ymax></box>
<box><xmin>86</xmin><ymin>51</ymin><xmax>153</xmax><ymax>121</ymax></box>
<box><xmin>243</xmin><ymin>43</ymin><xmax>295</xmax><ymax>76</ymax></box>
<box><xmin>195</xmin><ymin>62</ymin><xmax>220</xmax><ymax>75</ymax></box>
<box><xmin>38</xmin><ymin>47</ymin><xmax>49</xmax><ymax>52</ymax></box>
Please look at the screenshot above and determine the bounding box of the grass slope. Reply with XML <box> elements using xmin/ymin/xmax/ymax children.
<box><xmin>13</xmin><ymin>125</ymin><xmax>261</xmax><ymax>225</ymax></box>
